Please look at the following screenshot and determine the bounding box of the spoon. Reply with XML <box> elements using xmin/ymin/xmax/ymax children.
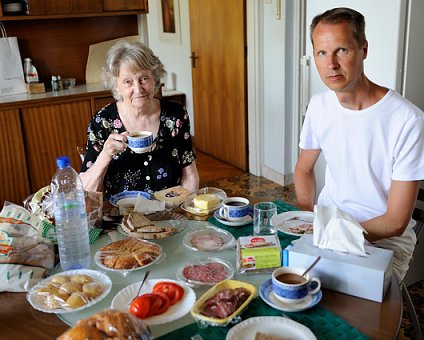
<box><xmin>301</xmin><ymin>256</ymin><xmax>321</xmax><ymax>277</ymax></box>
<box><xmin>131</xmin><ymin>270</ymin><xmax>151</xmax><ymax>303</ymax></box>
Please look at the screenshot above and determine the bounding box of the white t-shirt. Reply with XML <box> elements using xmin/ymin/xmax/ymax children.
<box><xmin>299</xmin><ymin>89</ymin><xmax>424</xmax><ymax>279</ymax></box>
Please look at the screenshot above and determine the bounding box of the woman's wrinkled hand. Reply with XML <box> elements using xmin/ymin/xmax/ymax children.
<box><xmin>102</xmin><ymin>132</ymin><xmax>129</xmax><ymax>158</ymax></box>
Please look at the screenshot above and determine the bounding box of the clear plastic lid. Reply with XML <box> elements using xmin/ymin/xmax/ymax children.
<box><xmin>182</xmin><ymin>226</ymin><xmax>235</xmax><ymax>252</ymax></box>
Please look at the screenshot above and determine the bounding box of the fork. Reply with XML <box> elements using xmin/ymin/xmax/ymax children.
<box><xmin>131</xmin><ymin>270</ymin><xmax>150</xmax><ymax>303</ymax></box>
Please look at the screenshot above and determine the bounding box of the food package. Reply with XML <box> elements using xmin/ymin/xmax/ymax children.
<box><xmin>236</xmin><ymin>235</ymin><xmax>282</xmax><ymax>274</ymax></box>
<box><xmin>0</xmin><ymin>202</ymin><xmax>55</xmax><ymax>292</ymax></box>
<box><xmin>153</xmin><ymin>185</ymin><xmax>193</xmax><ymax>208</ymax></box>
<box><xmin>24</xmin><ymin>185</ymin><xmax>103</xmax><ymax>229</ymax></box>
<box><xmin>191</xmin><ymin>279</ymin><xmax>256</xmax><ymax>326</ymax></box>
<box><xmin>57</xmin><ymin>308</ymin><xmax>152</xmax><ymax>339</ymax></box>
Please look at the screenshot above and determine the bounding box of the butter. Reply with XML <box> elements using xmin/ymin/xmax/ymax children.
<box><xmin>193</xmin><ymin>194</ymin><xmax>220</xmax><ymax>210</ymax></box>
<box><xmin>237</xmin><ymin>235</ymin><xmax>282</xmax><ymax>274</ymax></box>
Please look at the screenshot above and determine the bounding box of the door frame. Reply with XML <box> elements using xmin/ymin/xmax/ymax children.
<box><xmin>246</xmin><ymin>0</ymin><xmax>304</xmax><ymax>184</ymax></box>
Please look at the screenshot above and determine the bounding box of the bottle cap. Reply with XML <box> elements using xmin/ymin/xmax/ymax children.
<box><xmin>56</xmin><ymin>156</ymin><xmax>70</xmax><ymax>168</ymax></box>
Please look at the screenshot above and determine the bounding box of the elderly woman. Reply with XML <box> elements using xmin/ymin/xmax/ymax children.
<box><xmin>80</xmin><ymin>40</ymin><xmax>199</xmax><ymax>198</ymax></box>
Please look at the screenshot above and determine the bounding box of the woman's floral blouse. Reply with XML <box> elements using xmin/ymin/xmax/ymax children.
<box><xmin>80</xmin><ymin>99</ymin><xmax>196</xmax><ymax>198</ymax></box>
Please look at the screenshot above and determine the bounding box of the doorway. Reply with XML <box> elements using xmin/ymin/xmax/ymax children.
<box><xmin>189</xmin><ymin>0</ymin><xmax>248</xmax><ymax>171</ymax></box>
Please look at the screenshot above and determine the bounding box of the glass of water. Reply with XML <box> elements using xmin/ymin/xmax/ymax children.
<box><xmin>253</xmin><ymin>202</ymin><xmax>277</xmax><ymax>235</ymax></box>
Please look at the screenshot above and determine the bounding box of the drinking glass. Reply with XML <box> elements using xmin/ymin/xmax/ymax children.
<box><xmin>253</xmin><ymin>202</ymin><xmax>277</xmax><ymax>235</ymax></box>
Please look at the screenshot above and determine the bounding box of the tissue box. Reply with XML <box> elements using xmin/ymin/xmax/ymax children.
<box><xmin>288</xmin><ymin>235</ymin><xmax>393</xmax><ymax>302</ymax></box>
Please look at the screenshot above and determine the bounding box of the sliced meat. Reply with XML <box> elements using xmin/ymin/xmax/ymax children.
<box><xmin>200</xmin><ymin>288</ymin><xmax>251</xmax><ymax>319</ymax></box>
<box><xmin>191</xmin><ymin>233</ymin><xmax>225</xmax><ymax>251</ymax></box>
<box><xmin>182</xmin><ymin>262</ymin><xmax>228</xmax><ymax>283</ymax></box>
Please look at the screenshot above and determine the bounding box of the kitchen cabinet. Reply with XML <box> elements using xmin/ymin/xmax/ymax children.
<box><xmin>0</xmin><ymin>0</ymin><xmax>148</xmax><ymax>18</ymax></box>
<box><xmin>20</xmin><ymin>100</ymin><xmax>93</xmax><ymax>192</ymax></box>
<box><xmin>0</xmin><ymin>109</ymin><xmax>30</xmax><ymax>206</ymax></box>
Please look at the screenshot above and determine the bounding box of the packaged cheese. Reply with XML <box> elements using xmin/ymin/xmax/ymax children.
<box><xmin>193</xmin><ymin>194</ymin><xmax>220</xmax><ymax>210</ymax></box>
<box><xmin>236</xmin><ymin>235</ymin><xmax>282</xmax><ymax>274</ymax></box>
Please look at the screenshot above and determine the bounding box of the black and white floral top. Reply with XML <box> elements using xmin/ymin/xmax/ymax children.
<box><xmin>80</xmin><ymin>99</ymin><xmax>196</xmax><ymax>198</ymax></box>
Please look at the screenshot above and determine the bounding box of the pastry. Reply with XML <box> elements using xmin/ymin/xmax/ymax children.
<box><xmin>99</xmin><ymin>238</ymin><xmax>161</xmax><ymax>270</ymax></box>
<box><xmin>255</xmin><ymin>332</ymin><xmax>290</xmax><ymax>340</ymax></box>
<box><xmin>193</xmin><ymin>194</ymin><xmax>220</xmax><ymax>210</ymax></box>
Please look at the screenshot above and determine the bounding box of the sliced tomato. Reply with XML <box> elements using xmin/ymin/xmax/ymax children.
<box><xmin>129</xmin><ymin>294</ymin><xmax>150</xmax><ymax>319</ymax></box>
<box><xmin>147</xmin><ymin>292</ymin><xmax>171</xmax><ymax>316</ymax></box>
<box><xmin>152</xmin><ymin>282</ymin><xmax>185</xmax><ymax>305</ymax></box>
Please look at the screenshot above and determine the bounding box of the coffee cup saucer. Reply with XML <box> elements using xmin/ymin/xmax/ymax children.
<box><xmin>259</xmin><ymin>278</ymin><xmax>322</xmax><ymax>312</ymax></box>
<box><xmin>214</xmin><ymin>210</ymin><xmax>252</xmax><ymax>227</ymax></box>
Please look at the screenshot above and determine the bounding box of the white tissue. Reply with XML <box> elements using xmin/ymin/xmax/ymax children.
<box><xmin>313</xmin><ymin>205</ymin><xmax>368</xmax><ymax>257</ymax></box>
<box><xmin>134</xmin><ymin>196</ymin><xmax>165</xmax><ymax>213</ymax></box>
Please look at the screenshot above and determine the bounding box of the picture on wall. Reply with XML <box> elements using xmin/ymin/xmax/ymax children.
<box><xmin>158</xmin><ymin>0</ymin><xmax>181</xmax><ymax>43</ymax></box>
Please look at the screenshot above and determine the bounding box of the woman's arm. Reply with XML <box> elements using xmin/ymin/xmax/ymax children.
<box><xmin>181</xmin><ymin>161</ymin><xmax>199</xmax><ymax>193</ymax></box>
<box><xmin>80</xmin><ymin>132</ymin><xmax>128</xmax><ymax>191</ymax></box>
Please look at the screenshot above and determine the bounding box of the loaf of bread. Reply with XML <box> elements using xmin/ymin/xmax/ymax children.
<box><xmin>58</xmin><ymin>309</ymin><xmax>151</xmax><ymax>339</ymax></box>
<box><xmin>193</xmin><ymin>194</ymin><xmax>220</xmax><ymax>210</ymax></box>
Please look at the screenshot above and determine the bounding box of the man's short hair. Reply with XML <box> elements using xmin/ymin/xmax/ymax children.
<box><xmin>310</xmin><ymin>7</ymin><xmax>366</xmax><ymax>46</ymax></box>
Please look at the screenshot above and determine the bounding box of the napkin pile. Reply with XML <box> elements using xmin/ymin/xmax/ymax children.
<box><xmin>313</xmin><ymin>205</ymin><xmax>368</xmax><ymax>257</ymax></box>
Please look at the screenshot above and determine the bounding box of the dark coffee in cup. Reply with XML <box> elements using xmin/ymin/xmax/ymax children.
<box><xmin>276</xmin><ymin>273</ymin><xmax>306</xmax><ymax>285</ymax></box>
<box><xmin>226</xmin><ymin>201</ymin><xmax>246</xmax><ymax>206</ymax></box>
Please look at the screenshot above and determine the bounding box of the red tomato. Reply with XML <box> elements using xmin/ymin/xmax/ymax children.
<box><xmin>147</xmin><ymin>292</ymin><xmax>171</xmax><ymax>316</ymax></box>
<box><xmin>152</xmin><ymin>282</ymin><xmax>185</xmax><ymax>305</ymax></box>
<box><xmin>129</xmin><ymin>294</ymin><xmax>150</xmax><ymax>319</ymax></box>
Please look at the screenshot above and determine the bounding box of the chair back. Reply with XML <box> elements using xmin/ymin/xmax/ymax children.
<box><xmin>412</xmin><ymin>181</ymin><xmax>424</xmax><ymax>236</ymax></box>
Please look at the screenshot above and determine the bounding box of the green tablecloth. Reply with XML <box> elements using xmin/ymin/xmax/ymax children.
<box><xmin>158</xmin><ymin>200</ymin><xmax>369</xmax><ymax>340</ymax></box>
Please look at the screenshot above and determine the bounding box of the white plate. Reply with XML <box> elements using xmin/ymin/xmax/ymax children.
<box><xmin>109</xmin><ymin>191</ymin><xmax>151</xmax><ymax>206</ymax></box>
<box><xmin>226</xmin><ymin>316</ymin><xmax>317</xmax><ymax>340</ymax></box>
<box><xmin>180</xmin><ymin>187</ymin><xmax>227</xmax><ymax>216</ymax></box>
<box><xmin>118</xmin><ymin>211</ymin><xmax>188</xmax><ymax>240</ymax></box>
<box><xmin>27</xmin><ymin>269</ymin><xmax>112</xmax><ymax>314</ymax></box>
<box><xmin>272</xmin><ymin>211</ymin><xmax>315</xmax><ymax>236</ymax></box>
<box><xmin>182</xmin><ymin>226</ymin><xmax>235</xmax><ymax>251</ymax></box>
<box><xmin>94</xmin><ymin>240</ymin><xmax>162</xmax><ymax>273</ymax></box>
<box><xmin>259</xmin><ymin>279</ymin><xmax>322</xmax><ymax>313</ymax></box>
<box><xmin>111</xmin><ymin>279</ymin><xmax>196</xmax><ymax>326</ymax></box>
<box><xmin>214</xmin><ymin>210</ymin><xmax>253</xmax><ymax>227</ymax></box>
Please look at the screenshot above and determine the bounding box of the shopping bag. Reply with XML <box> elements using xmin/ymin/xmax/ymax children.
<box><xmin>0</xmin><ymin>22</ymin><xmax>26</xmax><ymax>96</ymax></box>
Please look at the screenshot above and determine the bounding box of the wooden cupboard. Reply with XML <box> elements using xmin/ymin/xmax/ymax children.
<box><xmin>0</xmin><ymin>109</ymin><xmax>30</xmax><ymax>205</ymax></box>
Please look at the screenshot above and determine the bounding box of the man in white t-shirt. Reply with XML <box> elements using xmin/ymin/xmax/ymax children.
<box><xmin>295</xmin><ymin>7</ymin><xmax>424</xmax><ymax>279</ymax></box>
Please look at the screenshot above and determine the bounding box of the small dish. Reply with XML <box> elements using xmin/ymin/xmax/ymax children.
<box><xmin>191</xmin><ymin>279</ymin><xmax>256</xmax><ymax>327</ymax></box>
<box><xmin>109</xmin><ymin>191</ymin><xmax>151</xmax><ymax>207</ymax></box>
<box><xmin>111</xmin><ymin>279</ymin><xmax>196</xmax><ymax>326</ymax></box>
<box><xmin>214</xmin><ymin>210</ymin><xmax>253</xmax><ymax>227</ymax></box>
<box><xmin>26</xmin><ymin>269</ymin><xmax>111</xmax><ymax>314</ymax></box>
<box><xmin>259</xmin><ymin>278</ymin><xmax>322</xmax><ymax>312</ymax></box>
<box><xmin>182</xmin><ymin>226</ymin><xmax>235</xmax><ymax>251</ymax></box>
<box><xmin>272</xmin><ymin>211</ymin><xmax>315</xmax><ymax>236</ymax></box>
<box><xmin>226</xmin><ymin>316</ymin><xmax>317</xmax><ymax>340</ymax></box>
<box><xmin>176</xmin><ymin>257</ymin><xmax>234</xmax><ymax>287</ymax></box>
<box><xmin>180</xmin><ymin>187</ymin><xmax>227</xmax><ymax>216</ymax></box>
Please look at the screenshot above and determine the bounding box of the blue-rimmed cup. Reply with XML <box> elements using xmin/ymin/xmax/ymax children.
<box><xmin>218</xmin><ymin>197</ymin><xmax>250</xmax><ymax>221</ymax></box>
<box><xmin>272</xmin><ymin>267</ymin><xmax>321</xmax><ymax>304</ymax></box>
<box><xmin>127</xmin><ymin>131</ymin><xmax>153</xmax><ymax>153</ymax></box>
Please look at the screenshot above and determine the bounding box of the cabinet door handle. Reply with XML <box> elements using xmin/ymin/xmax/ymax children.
<box><xmin>189</xmin><ymin>52</ymin><xmax>199</xmax><ymax>68</ymax></box>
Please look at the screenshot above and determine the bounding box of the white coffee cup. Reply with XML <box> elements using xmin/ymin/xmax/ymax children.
<box><xmin>127</xmin><ymin>131</ymin><xmax>153</xmax><ymax>153</ymax></box>
<box><xmin>218</xmin><ymin>197</ymin><xmax>250</xmax><ymax>221</ymax></box>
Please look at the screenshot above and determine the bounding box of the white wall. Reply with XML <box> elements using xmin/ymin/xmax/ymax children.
<box><xmin>141</xmin><ymin>0</ymin><xmax>194</xmax><ymax>135</ymax></box>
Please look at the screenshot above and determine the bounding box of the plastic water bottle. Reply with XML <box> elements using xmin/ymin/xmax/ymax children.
<box><xmin>51</xmin><ymin>156</ymin><xmax>91</xmax><ymax>271</ymax></box>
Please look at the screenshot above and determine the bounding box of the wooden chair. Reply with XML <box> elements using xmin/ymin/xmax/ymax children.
<box><xmin>77</xmin><ymin>145</ymin><xmax>87</xmax><ymax>163</ymax></box>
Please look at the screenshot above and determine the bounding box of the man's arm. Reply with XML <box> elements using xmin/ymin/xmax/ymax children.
<box><xmin>294</xmin><ymin>149</ymin><xmax>321</xmax><ymax>211</ymax></box>
<box><xmin>362</xmin><ymin>180</ymin><xmax>419</xmax><ymax>241</ymax></box>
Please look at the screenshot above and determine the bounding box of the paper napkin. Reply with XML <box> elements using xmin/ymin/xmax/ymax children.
<box><xmin>134</xmin><ymin>196</ymin><xmax>165</xmax><ymax>213</ymax></box>
<box><xmin>313</xmin><ymin>205</ymin><xmax>368</xmax><ymax>257</ymax></box>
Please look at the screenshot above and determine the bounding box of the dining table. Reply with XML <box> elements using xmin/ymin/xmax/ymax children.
<box><xmin>0</xmin><ymin>200</ymin><xmax>402</xmax><ymax>340</ymax></box>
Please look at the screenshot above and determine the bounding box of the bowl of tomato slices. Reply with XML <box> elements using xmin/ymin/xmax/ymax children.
<box><xmin>111</xmin><ymin>279</ymin><xmax>196</xmax><ymax>326</ymax></box>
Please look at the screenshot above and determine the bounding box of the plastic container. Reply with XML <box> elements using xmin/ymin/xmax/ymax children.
<box><xmin>51</xmin><ymin>156</ymin><xmax>91</xmax><ymax>271</ymax></box>
<box><xmin>23</xmin><ymin>58</ymin><xmax>39</xmax><ymax>83</ymax></box>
